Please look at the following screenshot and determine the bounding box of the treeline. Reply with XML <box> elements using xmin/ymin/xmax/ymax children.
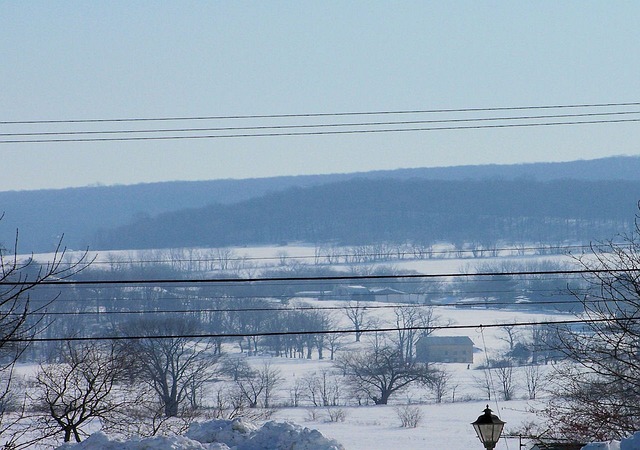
<box><xmin>94</xmin><ymin>178</ymin><xmax>640</xmax><ymax>250</ymax></box>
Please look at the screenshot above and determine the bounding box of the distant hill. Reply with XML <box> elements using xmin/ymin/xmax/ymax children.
<box><xmin>374</xmin><ymin>155</ymin><xmax>640</xmax><ymax>181</ymax></box>
<box><xmin>94</xmin><ymin>177</ymin><xmax>640</xmax><ymax>251</ymax></box>
<box><xmin>1</xmin><ymin>155</ymin><xmax>640</xmax><ymax>253</ymax></box>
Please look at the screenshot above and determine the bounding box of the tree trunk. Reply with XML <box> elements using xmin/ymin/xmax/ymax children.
<box><xmin>165</xmin><ymin>398</ymin><xmax>179</xmax><ymax>417</ymax></box>
<box><xmin>374</xmin><ymin>391</ymin><xmax>391</xmax><ymax>405</ymax></box>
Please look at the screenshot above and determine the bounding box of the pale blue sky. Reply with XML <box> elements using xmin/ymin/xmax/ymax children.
<box><xmin>1</xmin><ymin>2</ymin><xmax>640</xmax><ymax>191</ymax></box>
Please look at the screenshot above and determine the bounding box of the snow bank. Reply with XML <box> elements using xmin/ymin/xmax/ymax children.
<box><xmin>582</xmin><ymin>431</ymin><xmax>640</xmax><ymax>450</ymax></box>
<box><xmin>56</xmin><ymin>418</ymin><xmax>344</xmax><ymax>450</ymax></box>
<box><xmin>55</xmin><ymin>432</ymin><xmax>217</xmax><ymax>450</ymax></box>
<box><xmin>186</xmin><ymin>418</ymin><xmax>259</xmax><ymax>448</ymax></box>
<box><xmin>622</xmin><ymin>432</ymin><xmax>640</xmax><ymax>450</ymax></box>
<box><xmin>186</xmin><ymin>419</ymin><xmax>345</xmax><ymax>450</ymax></box>
<box><xmin>582</xmin><ymin>442</ymin><xmax>620</xmax><ymax>450</ymax></box>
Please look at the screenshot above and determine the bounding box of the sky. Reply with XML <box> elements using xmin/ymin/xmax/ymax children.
<box><xmin>2</xmin><ymin>1</ymin><xmax>640</xmax><ymax>192</ymax></box>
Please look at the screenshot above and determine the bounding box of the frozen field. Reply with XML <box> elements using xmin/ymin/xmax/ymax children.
<box><xmin>23</xmin><ymin>244</ymin><xmax>580</xmax><ymax>449</ymax></box>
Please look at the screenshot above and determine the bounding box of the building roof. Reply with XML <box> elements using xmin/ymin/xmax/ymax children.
<box><xmin>370</xmin><ymin>287</ymin><xmax>406</xmax><ymax>295</ymax></box>
<box><xmin>342</xmin><ymin>285</ymin><xmax>370</xmax><ymax>293</ymax></box>
<box><xmin>530</xmin><ymin>443</ymin><xmax>585</xmax><ymax>450</ymax></box>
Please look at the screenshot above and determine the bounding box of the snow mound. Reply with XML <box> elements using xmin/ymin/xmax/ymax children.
<box><xmin>56</xmin><ymin>419</ymin><xmax>344</xmax><ymax>450</ymax></box>
<box><xmin>621</xmin><ymin>432</ymin><xmax>640</xmax><ymax>450</ymax></box>
<box><xmin>186</xmin><ymin>418</ymin><xmax>345</xmax><ymax>450</ymax></box>
<box><xmin>582</xmin><ymin>431</ymin><xmax>640</xmax><ymax>450</ymax></box>
<box><xmin>186</xmin><ymin>418</ymin><xmax>259</xmax><ymax>448</ymax></box>
<box><xmin>55</xmin><ymin>431</ymin><xmax>218</xmax><ymax>450</ymax></box>
<box><xmin>582</xmin><ymin>442</ymin><xmax>620</xmax><ymax>450</ymax></box>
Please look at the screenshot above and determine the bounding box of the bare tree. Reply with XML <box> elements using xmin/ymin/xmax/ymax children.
<box><xmin>117</xmin><ymin>387</ymin><xmax>193</xmax><ymax>439</ymax></box>
<box><xmin>32</xmin><ymin>341</ymin><xmax>138</xmax><ymax>443</ymax></box>
<box><xmin>392</xmin><ymin>305</ymin><xmax>439</xmax><ymax>363</ymax></box>
<box><xmin>336</xmin><ymin>338</ymin><xmax>434</xmax><ymax>405</ymax></box>
<box><xmin>219</xmin><ymin>355</ymin><xmax>253</xmax><ymax>382</ymax></box>
<box><xmin>210</xmin><ymin>248</ymin><xmax>236</xmax><ymax>271</ymax></box>
<box><xmin>472</xmin><ymin>369</ymin><xmax>493</xmax><ymax>401</ymax></box>
<box><xmin>529</xmin><ymin>322</ymin><xmax>563</xmax><ymax>365</ymax></box>
<box><xmin>301</xmin><ymin>369</ymin><xmax>342</xmax><ymax>407</ymax></box>
<box><xmin>524</xmin><ymin>363</ymin><xmax>546</xmax><ymax>400</ymax></box>
<box><xmin>494</xmin><ymin>359</ymin><xmax>517</xmax><ymax>401</ymax></box>
<box><xmin>497</xmin><ymin>323</ymin><xmax>519</xmax><ymax>352</ymax></box>
<box><xmin>325</xmin><ymin>331</ymin><xmax>345</xmax><ymax>361</ymax></box>
<box><xmin>119</xmin><ymin>317</ymin><xmax>218</xmax><ymax>417</ymax></box>
<box><xmin>0</xmin><ymin>232</ymin><xmax>91</xmax><ymax>443</ymax></box>
<box><xmin>343</xmin><ymin>300</ymin><xmax>369</xmax><ymax>342</ymax></box>
<box><xmin>209</xmin><ymin>385</ymin><xmax>270</xmax><ymax>421</ymax></box>
<box><xmin>428</xmin><ymin>367</ymin><xmax>452</xmax><ymax>404</ymax></box>
<box><xmin>311</xmin><ymin>310</ymin><xmax>334</xmax><ymax>360</ymax></box>
<box><xmin>539</xmin><ymin>212</ymin><xmax>640</xmax><ymax>440</ymax></box>
<box><xmin>235</xmin><ymin>362</ymin><xmax>282</xmax><ymax>409</ymax></box>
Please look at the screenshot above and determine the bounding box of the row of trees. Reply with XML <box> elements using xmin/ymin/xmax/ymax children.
<box><xmin>98</xmin><ymin>242</ymin><xmax>571</xmax><ymax>276</ymax></box>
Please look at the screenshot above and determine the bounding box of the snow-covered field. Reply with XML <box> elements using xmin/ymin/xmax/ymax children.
<box><xmin>276</xmin><ymin>400</ymin><xmax>537</xmax><ymax>450</ymax></box>
<box><xmin>24</xmin><ymin>245</ymin><xmax>594</xmax><ymax>449</ymax></box>
<box><xmin>224</xmin><ymin>302</ymin><xmax>565</xmax><ymax>450</ymax></box>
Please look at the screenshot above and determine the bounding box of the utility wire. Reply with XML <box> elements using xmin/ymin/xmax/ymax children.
<box><xmin>35</xmin><ymin>282</ymin><xmax>587</xmax><ymax>303</ymax></box>
<box><xmin>9</xmin><ymin>315</ymin><xmax>631</xmax><ymax>343</ymax></box>
<box><xmin>2</xmin><ymin>101</ymin><xmax>639</xmax><ymax>125</ymax></box>
<box><xmin>0</xmin><ymin>267</ymin><xmax>622</xmax><ymax>286</ymax></box>
<box><xmin>24</xmin><ymin>296</ymin><xmax>600</xmax><ymax>317</ymax></box>
<box><xmin>3</xmin><ymin>110</ymin><xmax>640</xmax><ymax>137</ymax></box>
<box><xmin>40</xmin><ymin>276</ymin><xmax>586</xmax><ymax>297</ymax></box>
<box><xmin>480</xmin><ymin>325</ymin><xmax>508</xmax><ymax>449</ymax></box>
<box><xmin>3</xmin><ymin>117</ymin><xmax>640</xmax><ymax>144</ymax></box>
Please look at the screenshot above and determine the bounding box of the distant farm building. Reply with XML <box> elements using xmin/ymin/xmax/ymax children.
<box><xmin>334</xmin><ymin>285</ymin><xmax>373</xmax><ymax>301</ymax></box>
<box><xmin>529</xmin><ymin>443</ymin><xmax>585</xmax><ymax>450</ymax></box>
<box><xmin>370</xmin><ymin>287</ymin><xmax>407</xmax><ymax>303</ymax></box>
<box><xmin>454</xmin><ymin>297</ymin><xmax>497</xmax><ymax>309</ymax></box>
<box><xmin>292</xmin><ymin>291</ymin><xmax>333</xmax><ymax>300</ymax></box>
<box><xmin>294</xmin><ymin>285</ymin><xmax>424</xmax><ymax>303</ymax></box>
<box><xmin>415</xmin><ymin>336</ymin><xmax>474</xmax><ymax>364</ymax></box>
<box><xmin>332</xmin><ymin>285</ymin><xmax>423</xmax><ymax>303</ymax></box>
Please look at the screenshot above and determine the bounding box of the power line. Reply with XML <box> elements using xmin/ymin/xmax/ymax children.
<box><xmin>24</xmin><ymin>296</ymin><xmax>598</xmax><ymax>317</ymax></box>
<box><xmin>4</xmin><ymin>110</ymin><xmax>640</xmax><ymax>138</ymax></box>
<box><xmin>2</xmin><ymin>101</ymin><xmax>639</xmax><ymax>125</ymax></box>
<box><xmin>35</xmin><ymin>280</ymin><xmax>586</xmax><ymax>303</ymax></box>
<box><xmin>3</xmin><ymin>117</ymin><xmax>640</xmax><ymax>144</ymax></box>
<box><xmin>0</xmin><ymin>267</ymin><xmax>619</xmax><ymax>287</ymax></box>
<box><xmin>35</xmin><ymin>271</ymin><xmax>587</xmax><ymax>298</ymax></box>
<box><xmin>10</xmin><ymin>315</ymin><xmax>628</xmax><ymax>343</ymax></box>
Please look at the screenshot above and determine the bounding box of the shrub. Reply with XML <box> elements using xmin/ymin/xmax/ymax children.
<box><xmin>395</xmin><ymin>405</ymin><xmax>423</xmax><ymax>428</ymax></box>
<box><xmin>325</xmin><ymin>408</ymin><xmax>347</xmax><ymax>423</ymax></box>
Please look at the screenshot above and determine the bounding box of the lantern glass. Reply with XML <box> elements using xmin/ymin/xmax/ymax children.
<box><xmin>472</xmin><ymin>406</ymin><xmax>505</xmax><ymax>449</ymax></box>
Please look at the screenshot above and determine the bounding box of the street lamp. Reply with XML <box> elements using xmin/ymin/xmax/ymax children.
<box><xmin>472</xmin><ymin>405</ymin><xmax>506</xmax><ymax>450</ymax></box>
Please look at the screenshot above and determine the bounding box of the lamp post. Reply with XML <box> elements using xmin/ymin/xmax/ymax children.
<box><xmin>472</xmin><ymin>405</ymin><xmax>506</xmax><ymax>450</ymax></box>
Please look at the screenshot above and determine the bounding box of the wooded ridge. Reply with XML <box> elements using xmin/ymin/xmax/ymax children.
<box><xmin>2</xmin><ymin>155</ymin><xmax>640</xmax><ymax>252</ymax></box>
<box><xmin>93</xmin><ymin>177</ymin><xmax>640</xmax><ymax>250</ymax></box>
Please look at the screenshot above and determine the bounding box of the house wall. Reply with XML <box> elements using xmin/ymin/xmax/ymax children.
<box><xmin>416</xmin><ymin>341</ymin><xmax>473</xmax><ymax>363</ymax></box>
